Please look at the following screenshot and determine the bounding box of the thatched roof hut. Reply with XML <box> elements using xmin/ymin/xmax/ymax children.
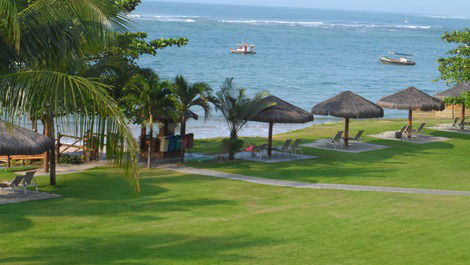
<box><xmin>312</xmin><ymin>91</ymin><xmax>384</xmax><ymax>119</ymax></box>
<box><xmin>249</xmin><ymin>96</ymin><xmax>313</xmax><ymax>157</ymax></box>
<box><xmin>377</xmin><ymin>87</ymin><xmax>444</xmax><ymax>138</ymax></box>
<box><xmin>0</xmin><ymin>121</ymin><xmax>54</xmax><ymax>156</ymax></box>
<box><xmin>250</xmin><ymin>96</ymin><xmax>314</xmax><ymax>124</ymax></box>
<box><xmin>312</xmin><ymin>91</ymin><xmax>383</xmax><ymax>146</ymax></box>
<box><xmin>377</xmin><ymin>87</ymin><xmax>444</xmax><ymax>111</ymax></box>
<box><xmin>434</xmin><ymin>82</ymin><xmax>470</xmax><ymax>100</ymax></box>
<box><xmin>434</xmin><ymin>83</ymin><xmax>470</xmax><ymax>119</ymax></box>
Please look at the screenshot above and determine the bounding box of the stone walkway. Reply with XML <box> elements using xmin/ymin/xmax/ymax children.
<box><xmin>301</xmin><ymin>141</ymin><xmax>390</xmax><ymax>153</ymax></box>
<box><xmin>235</xmin><ymin>151</ymin><xmax>318</xmax><ymax>163</ymax></box>
<box><xmin>19</xmin><ymin>160</ymin><xmax>109</xmax><ymax>176</ymax></box>
<box><xmin>165</xmin><ymin>166</ymin><xmax>470</xmax><ymax>197</ymax></box>
<box><xmin>0</xmin><ymin>190</ymin><xmax>61</xmax><ymax>205</ymax></box>
<box><xmin>428</xmin><ymin>124</ymin><xmax>470</xmax><ymax>135</ymax></box>
<box><xmin>370</xmin><ymin>131</ymin><xmax>449</xmax><ymax>144</ymax></box>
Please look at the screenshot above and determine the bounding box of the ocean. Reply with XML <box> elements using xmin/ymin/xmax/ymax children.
<box><xmin>130</xmin><ymin>1</ymin><xmax>469</xmax><ymax>139</ymax></box>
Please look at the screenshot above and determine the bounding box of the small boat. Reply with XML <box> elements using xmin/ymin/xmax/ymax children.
<box><xmin>379</xmin><ymin>52</ymin><xmax>415</xmax><ymax>65</ymax></box>
<box><xmin>230</xmin><ymin>43</ymin><xmax>256</xmax><ymax>55</ymax></box>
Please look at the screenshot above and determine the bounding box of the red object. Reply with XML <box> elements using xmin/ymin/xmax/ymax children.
<box><xmin>245</xmin><ymin>145</ymin><xmax>254</xmax><ymax>152</ymax></box>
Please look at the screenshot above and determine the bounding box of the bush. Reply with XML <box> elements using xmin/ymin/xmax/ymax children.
<box><xmin>58</xmin><ymin>154</ymin><xmax>83</xmax><ymax>165</ymax></box>
<box><xmin>220</xmin><ymin>138</ymin><xmax>244</xmax><ymax>155</ymax></box>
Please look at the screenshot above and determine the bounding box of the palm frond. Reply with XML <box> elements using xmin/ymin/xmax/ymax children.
<box><xmin>0</xmin><ymin>0</ymin><xmax>21</xmax><ymax>51</ymax></box>
<box><xmin>0</xmin><ymin>70</ymin><xmax>140</xmax><ymax>191</ymax></box>
<box><xmin>15</xmin><ymin>0</ymin><xmax>129</xmax><ymax>66</ymax></box>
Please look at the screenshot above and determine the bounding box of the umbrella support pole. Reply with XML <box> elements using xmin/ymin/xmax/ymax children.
<box><xmin>344</xmin><ymin>118</ymin><xmax>349</xmax><ymax>147</ymax></box>
<box><xmin>408</xmin><ymin>109</ymin><xmax>413</xmax><ymax>138</ymax></box>
<box><xmin>268</xmin><ymin>122</ymin><xmax>273</xmax><ymax>157</ymax></box>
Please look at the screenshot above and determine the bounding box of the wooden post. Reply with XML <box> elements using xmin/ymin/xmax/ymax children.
<box><xmin>268</xmin><ymin>122</ymin><xmax>273</xmax><ymax>157</ymax></box>
<box><xmin>344</xmin><ymin>118</ymin><xmax>350</xmax><ymax>147</ymax></box>
<box><xmin>408</xmin><ymin>109</ymin><xmax>413</xmax><ymax>138</ymax></box>
<box><xmin>462</xmin><ymin>104</ymin><xmax>466</xmax><ymax>119</ymax></box>
<box><xmin>7</xmin><ymin>156</ymin><xmax>11</xmax><ymax>168</ymax></box>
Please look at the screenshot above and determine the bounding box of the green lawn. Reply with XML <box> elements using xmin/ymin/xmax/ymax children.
<box><xmin>188</xmin><ymin>118</ymin><xmax>470</xmax><ymax>190</ymax></box>
<box><xmin>2</xmin><ymin>117</ymin><xmax>470</xmax><ymax>264</ymax></box>
<box><xmin>1</xmin><ymin>167</ymin><xmax>470</xmax><ymax>265</ymax></box>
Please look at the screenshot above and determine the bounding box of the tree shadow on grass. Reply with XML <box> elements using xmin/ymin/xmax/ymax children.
<box><xmin>0</xmin><ymin>170</ymin><xmax>238</xmax><ymax>234</ymax></box>
<box><xmin>0</xmin><ymin>233</ymin><xmax>277</xmax><ymax>265</ymax></box>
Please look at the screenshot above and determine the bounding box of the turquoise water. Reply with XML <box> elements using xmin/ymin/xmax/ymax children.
<box><xmin>132</xmin><ymin>1</ymin><xmax>468</xmax><ymax>138</ymax></box>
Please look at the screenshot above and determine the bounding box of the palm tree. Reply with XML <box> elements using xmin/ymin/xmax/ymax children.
<box><xmin>173</xmin><ymin>75</ymin><xmax>213</xmax><ymax>160</ymax></box>
<box><xmin>0</xmin><ymin>0</ymin><xmax>140</xmax><ymax>189</ymax></box>
<box><xmin>215</xmin><ymin>78</ymin><xmax>272</xmax><ymax>160</ymax></box>
<box><xmin>124</xmin><ymin>71</ymin><xmax>178</xmax><ymax>168</ymax></box>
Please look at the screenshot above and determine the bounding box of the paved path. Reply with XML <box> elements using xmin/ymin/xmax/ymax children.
<box><xmin>165</xmin><ymin>166</ymin><xmax>470</xmax><ymax>197</ymax></box>
<box><xmin>0</xmin><ymin>190</ymin><xmax>61</xmax><ymax>205</ymax></box>
<box><xmin>19</xmin><ymin>160</ymin><xmax>109</xmax><ymax>176</ymax></box>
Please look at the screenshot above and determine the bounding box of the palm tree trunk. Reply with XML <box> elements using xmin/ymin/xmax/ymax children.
<box><xmin>228</xmin><ymin>128</ymin><xmax>237</xmax><ymax>160</ymax></box>
<box><xmin>140</xmin><ymin>124</ymin><xmax>146</xmax><ymax>154</ymax></box>
<box><xmin>45</xmin><ymin>111</ymin><xmax>56</xmax><ymax>185</ymax></box>
<box><xmin>180</xmin><ymin>117</ymin><xmax>186</xmax><ymax>162</ymax></box>
<box><xmin>147</xmin><ymin>114</ymin><xmax>153</xmax><ymax>169</ymax></box>
<box><xmin>32</xmin><ymin>119</ymin><xmax>37</xmax><ymax>132</ymax></box>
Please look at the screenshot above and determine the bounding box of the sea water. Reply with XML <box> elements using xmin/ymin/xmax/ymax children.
<box><xmin>130</xmin><ymin>1</ymin><xmax>469</xmax><ymax>139</ymax></box>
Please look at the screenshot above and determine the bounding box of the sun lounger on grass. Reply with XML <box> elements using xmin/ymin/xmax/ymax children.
<box><xmin>452</xmin><ymin>118</ymin><xmax>460</xmax><ymax>128</ymax></box>
<box><xmin>0</xmin><ymin>175</ymin><xmax>24</xmax><ymax>191</ymax></box>
<box><xmin>22</xmin><ymin>171</ymin><xmax>38</xmax><ymax>193</ymax></box>
<box><xmin>395</xmin><ymin>125</ymin><xmax>409</xmax><ymax>139</ymax></box>
<box><xmin>348</xmin><ymin>130</ymin><xmax>365</xmax><ymax>142</ymax></box>
<box><xmin>319</xmin><ymin>131</ymin><xmax>343</xmax><ymax>149</ymax></box>
<box><xmin>412</xmin><ymin>123</ymin><xmax>426</xmax><ymax>134</ymax></box>
<box><xmin>291</xmin><ymin>139</ymin><xmax>303</xmax><ymax>155</ymax></box>
<box><xmin>273</xmin><ymin>140</ymin><xmax>293</xmax><ymax>157</ymax></box>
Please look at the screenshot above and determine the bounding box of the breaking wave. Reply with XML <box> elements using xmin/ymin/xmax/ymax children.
<box><xmin>127</xmin><ymin>14</ymin><xmax>198</xmax><ymax>23</ymax></box>
<box><xmin>128</xmin><ymin>14</ymin><xmax>434</xmax><ymax>30</ymax></box>
<box><xmin>218</xmin><ymin>19</ymin><xmax>433</xmax><ymax>30</ymax></box>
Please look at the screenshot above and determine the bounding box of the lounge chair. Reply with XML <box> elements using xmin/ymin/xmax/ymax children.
<box><xmin>255</xmin><ymin>144</ymin><xmax>269</xmax><ymax>159</ymax></box>
<box><xmin>291</xmin><ymin>139</ymin><xmax>303</xmax><ymax>155</ymax></box>
<box><xmin>395</xmin><ymin>126</ymin><xmax>408</xmax><ymax>139</ymax></box>
<box><xmin>321</xmin><ymin>131</ymin><xmax>343</xmax><ymax>149</ymax></box>
<box><xmin>452</xmin><ymin>118</ymin><xmax>460</xmax><ymax>128</ymax></box>
<box><xmin>273</xmin><ymin>140</ymin><xmax>293</xmax><ymax>157</ymax></box>
<box><xmin>22</xmin><ymin>171</ymin><xmax>38</xmax><ymax>193</ymax></box>
<box><xmin>348</xmin><ymin>130</ymin><xmax>365</xmax><ymax>142</ymax></box>
<box><xmin>411</xmin><ymin>123</ymin><xmax>426</xmax><ymax>134</ymax></box>
<box><xmin>459</xmin><ymin>118</ymin><xmax>469</xmax><ymax>130</ymax></box>
<box><xmin>0</xmin><ymin>175</ymin><xmax>25</xmax><ymax>191</ymax></box>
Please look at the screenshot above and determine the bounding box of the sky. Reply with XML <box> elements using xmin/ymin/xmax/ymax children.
<box><xmin>148</xmin><ymin>0</ymin><xmax>470</xmax><ymax>17</ymax></box>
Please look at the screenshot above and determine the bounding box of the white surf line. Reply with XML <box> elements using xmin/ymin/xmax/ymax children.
<box><xmin>164</xmin><ymin>166</ymin><xmax>470</xmax><ymax>197</ymax></box>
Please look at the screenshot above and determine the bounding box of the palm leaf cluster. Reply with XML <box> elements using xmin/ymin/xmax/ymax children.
<box><xmin>0</xmin><ymin>0</ymin><xmax>140</xmax><ymax>190</ymax></box>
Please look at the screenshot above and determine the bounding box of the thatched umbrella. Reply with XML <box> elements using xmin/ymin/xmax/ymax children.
<box><xmin>435</xmin><ymin>83</ymin><xmax>470</xmax><ymax>119</ymax></box>
<box><xmin>378</xmin><ymin>87</ymin><xmax>444</xmax><ymax>137</ymax></box>
<box><xmin>0</xmin><ymin>121</ymin><xmax>54</xmax><ymax>155</ymax></box>
<box><xmin>249</xmin><ymin>96</ymin><xmax>313</xmax><ymax>157</ymax></box>
<box><xmin>312</xmin><ymin>91</ymin><xmax>384</xmax><ymax>146</ymax></box>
